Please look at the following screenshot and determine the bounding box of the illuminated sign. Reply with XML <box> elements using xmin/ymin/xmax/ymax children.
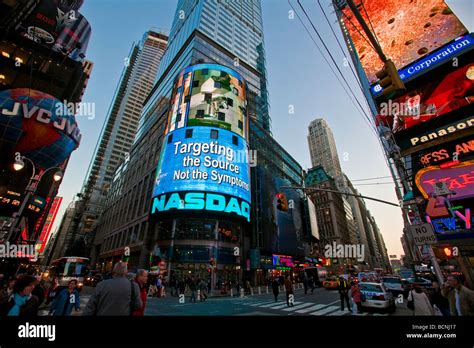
<box><xmin>376</xmin><ymin>62</ymin><xmax>474</xmax><ymax>134</ymax></box>
<box><xmin>426</xmin><ymin>209</ymin><xmax>473</xmax><ymax>236</ymax></box>
<box><xmin>152</xmin><ymin>64</ymin><xmax>251</xmax><ymax>222</ymax></box>
<box><xmin>272</xmin><ymin>254</ymin><xmax>294</xmax><ymax>268</ymax></box>
<box><xmin>418</xmin><ymin>138</ymin><xmax>474</xmax><ymax>166</ymax></box>
<box><xmin>398</xmin><ymin>116</ymin><xmax>474</xmax><ymax>149</ymax></box>
<box><xmin>36</xmin><ymin>197</ymin><xmax>62</xmax><ymax>254</ymax></box>
<box><xmin>151</xmin><ymin>191</ymin><xmax>250</xmax><ymax>222</ymax></box>
<box><xmin>372</xmin><ymin>34</ymin><xmax>474</xmax><ymax>95</ymax></box>
<box><xmin>415</xmin><ymin>159</ymin><xmax>474</xmax><ymax>201</ymax></box>
<box><xmin>340</xmin><ymin>0</ymin><xmax>468</xmax><ymax>85</ymax></box>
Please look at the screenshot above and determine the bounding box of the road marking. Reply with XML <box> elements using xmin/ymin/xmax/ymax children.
<box><xmin>294</xmin><ymin>304</ymin><xmax>326</xmax><ymax>313</ymax></box>
<box><xmin>309</xmin><ymin>305</ymin><xmax>340</xmax><ymax>316</ymax></box>
<box><xmin>267</xmin><ymin>301</ymin><xmax>303</xmax><ymax>309</ymax></box>
<box><xmin>281</xmin><ymin>302</ymin><xmax>315</xmax><ymax>312</ymax></box>
<box><xmin>259</xmin><ymin>301</ymin><xmax>301</xmax><ymax>308</ymax></box>
<box><xmin>373</xmin><ymin>313</ymin><xmax>389</xmax><ymax>316</ymax></box>
<box><xmin>248</xmin><ymin>300</ymin><xmax>277</xmax><ymax>307</ymax></box>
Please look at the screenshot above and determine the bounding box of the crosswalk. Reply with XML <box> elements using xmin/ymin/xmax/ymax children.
<box><xmin>235</xmin><ymin>298</ymin><xmax>389</xmax><ymax>316</ymax></box>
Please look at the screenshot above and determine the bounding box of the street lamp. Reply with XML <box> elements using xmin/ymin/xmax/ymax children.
<box><xmin>7</xmin><ymin>154</ymin><xmax>63</xmax><ymax>243</ymax></box>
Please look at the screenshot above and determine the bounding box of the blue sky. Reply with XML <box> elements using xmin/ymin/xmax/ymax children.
<box><xmin>52</xmin><ymin>0</ymin><xmax>474</xmax><ymax>258</ymax></box>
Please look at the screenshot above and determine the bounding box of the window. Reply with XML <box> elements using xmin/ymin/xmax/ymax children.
<box><xmin>232</xmin><ymin>135</ymin><xmax>238</xmax><ymax>146</ymax></box>
<box><xmin>232</xmin><ymin>87</ymin><xmax>238</xmax><ymax>96</ymax></box>
<box><xmin>167</xmin><ymin>134</ymin><xmax>173</xmax><ymax>144</ymax></box>
<box><xmin>211</xmin><ymin>129</ymin><xmax>218</xmax><ymax>139</ymax></box>
<box><xmin>220</xmin><ymin>71</ymin><xmax>228</xmax><ymax>78</ymax></box>
<box><xmin>202</xmin><ymin>69</ymin><xmax>209</xmax><ymax>75</ymax></box>
<box><xmin>185</xmin><ymin>129</ymin><xmax>193</xmax><ymax>138</ymax></box>
<box><xmin>214</xmin><ymin>81</ymin><xmax>222</xmax><ymax>89</ymax></box>
<box><xmin>218</xmin><ymin>112</ymin><xmax>225</xmax><ymax>121</ymax></box>
<box><xmin>184</xmin><ymin>95</ymin><xmax>190</xmax><ymax>103</ymax></box>
<box><xmin>196</xmin><ymin>110</ymin><xmax>205</xmax><ymax>118</ymax></box>
<box><xmin>238</xmin><ymin>120</ymin><xmax>243</xmax><ymax>129</ymax></box>
<box><xmin>227</xmin><ymin>98</ymin><xmax>233</xmax><ymax>107</ymax></box>
<box><xmin>176</xmin><ymin>113</ymin><xmax>182</xmax><ymax>122</ymax></box>
<box><xmin>192</xmin><ymin>80</ymin><xmax>200</xmax><ymax>87</ymax></box>
<box><xmin>204</xmin><ymin>93</ymin><xmax>212</xmax><ymax>102</ymax></box>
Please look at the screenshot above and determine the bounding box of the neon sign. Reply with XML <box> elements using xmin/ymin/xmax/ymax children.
<box><xmin>419</xmin><ymin>139</ymin><xmax>474</xmax><ymax>166</ymax></box>
<box><xmin>415</xmin><ymin>160</ymin><xmax>474</xmax><ymax>201</ymax></box>
<box><xmin>427</xmin><ymin>209</ymin><xmax>472</xmax><ymax>233</ymax></box>
<box><xmin>272</xmin><ymin>254</ymin><xmax>294</xmax><ymax>268</ymax></box>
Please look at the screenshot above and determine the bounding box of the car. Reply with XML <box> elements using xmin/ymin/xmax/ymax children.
<box><xmin>359</xmin><ymin>282</ymin><xmax>395</xmax><ymax>313</ymax></box>
<box><xmin>382</xmin><ymin>276</ymin><xmax>407</xmax><ymax>297</ymax></box>
<box><xmin>406</xmin><ymin>277</ymin><xmax>432</xmax><ymax>290</ymax></box>
<box><xmin>84</xmin><ymin>271</ymin><xmax>103</xmax><ymax>287</ymax></box>
<box><xmin>358</xmin><ymin>272</ymin><xmax>381</xmax><ymax>283</ymax></box>
<box><xmin>323</xmin><ymin>276</ymin><xmax>339</xmax><ymax>289</ymax></box>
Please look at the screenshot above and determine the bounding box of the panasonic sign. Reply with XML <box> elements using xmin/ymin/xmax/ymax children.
<box><xmin>371</xmin><ymin>34</ymin><xmax>474</xmax><ymax>96</ymax></box>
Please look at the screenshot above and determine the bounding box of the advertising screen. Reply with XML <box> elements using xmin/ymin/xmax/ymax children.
<box><xmin>152</xmin><ymin>64</ymin><xmax>251</xmax><ymax>223</ymax></box>
<box><xmin>376</xmin><ymin>61</ymin><xmax>474</xmax><ymax>133</ymax></box>
<box><xmin>17</xmin><ymin>0</ymin><xmax>91</xmax><ymax>61</ymax></box>
<box><xmin>0</xmin><ymin>88</ymin><xmax>81</xmax><ymax>169</ymax></box>
<box><xmin>36</xmin><ymin>196</ymin><xmax>62</xmax><ymax>254</ymax></box>
<box><xmin>416</xmin><ymin>159</ymin><xmax>474</xmax><ymax>239</ymax></box>
<box><xmin>341</xmin><ymin>0</ymin><xmax>468</xmax><ymax>84</ymax></box>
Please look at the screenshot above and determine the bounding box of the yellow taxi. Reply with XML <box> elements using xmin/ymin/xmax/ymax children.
<box><xmin>323</xmin><ymin>276</ymin><xmax>339</xmax><ymax>289</ymax></box>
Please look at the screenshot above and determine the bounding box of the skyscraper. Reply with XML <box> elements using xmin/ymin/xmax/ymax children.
<box><xmin>307</xmin><ymin>118</ymin><xmax>343</xmax><ymax>186</ymax></box>
<box><xmin>62</xmin><ymin>30</ymin><xmax>168</xmax><ymax>255</ymax></box>
<box><xmin>91</xmin><ymin>1</ymin><xmax>309</xmax><ymax>285</ymax></box>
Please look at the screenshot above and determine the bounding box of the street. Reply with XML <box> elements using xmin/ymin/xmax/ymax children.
<box><xmin>61</xmin><ymin>286</ymin><xmax>412</xmax><ymax>317</ymax></box>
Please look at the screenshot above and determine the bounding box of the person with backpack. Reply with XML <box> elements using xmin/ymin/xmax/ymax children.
<box><xmin>82</xmin><ymin>262</ymin><xmax>142</xmax><ymax>316</ymax></box>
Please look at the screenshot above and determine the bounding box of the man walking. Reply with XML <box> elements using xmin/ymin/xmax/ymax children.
<box><xmin>83</xmin><ymin>262</ymin><xmax>142</xmax><ymax>316</ymax></box>
<box><xmin>338</xmin><ymin>276</ymin><xmax>351</xmax><ymax>312</ymax></box>
<box><xmin>442</xmin><ymin>275</ymin><xmax>474</xmax><ymax>316</ymax></box>
<box><xmin>284</xmin><ymin>276</ymin><xmax>294</xmax><ymax>307</ymax></box>
<box><xmin>132</xmin><ymin>269</ymin><xmax>148</xmax><ymax>316</ymax></box>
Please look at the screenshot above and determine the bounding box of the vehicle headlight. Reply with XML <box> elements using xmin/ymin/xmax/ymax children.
<box><xmin>78</xmin><ymin>282</ymin><xmax>83</xmax><ymax>287</ymax></box>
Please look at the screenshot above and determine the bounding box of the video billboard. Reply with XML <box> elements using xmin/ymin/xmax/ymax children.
<box><xmin>17</xmin><ymin>0</ymin><xmax>91</xmax><ymax>61</ymax></box>
<box><xmin>341</xmin><ymin>0</ymin><xmax>468</xmax><ymax>85</ymax></box>
<box><xmin>36</xmin><ymin>196</ymin><xmax>62</xmax><ymax>254</ymax></box>
<box><xmin>376</xmin><ymin>61</ymin><xmax>474</xmax><ymax>133</ymax></box>
<box><xmin>152</xmin><ymin>64</ymin><xmax>251</xmax><ymax>223</ymax></box>
<box><xmin>0</xmin><ymin>88</ymin><xmax>81</xmax><ymax>169</ymax></box>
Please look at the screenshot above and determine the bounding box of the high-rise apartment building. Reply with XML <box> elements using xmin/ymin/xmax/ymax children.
<box><xmin>61</xmin><ymin>30</ymin><xmax>168</xmax><ymax>255</ymax></box>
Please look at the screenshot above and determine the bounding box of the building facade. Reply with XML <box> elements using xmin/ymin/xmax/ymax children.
<box><xmin>61</xmin><ymin>30</ymin><xmax>168</xmax><ymax>256</ymax></box>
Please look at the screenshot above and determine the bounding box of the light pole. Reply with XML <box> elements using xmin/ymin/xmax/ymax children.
<box><xmin>7</xmin><ymin>154</ymin><xmax>63</xmax><ymax>243</ymax></box>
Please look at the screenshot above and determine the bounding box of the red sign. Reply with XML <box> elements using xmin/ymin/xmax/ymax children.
<box><xmin>37</xmin><ymin>197</ymin><xmax>62</xmax><ymax>253</ymax></box>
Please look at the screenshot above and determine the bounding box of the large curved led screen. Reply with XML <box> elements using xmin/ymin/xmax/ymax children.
<box><xmin>152</xmin><ymin>64</ymin><xmax>251</xmax><ymax>222</ymax></box>
<box><xmin>0</xmin><ymin>88</ymin><xmax>81</xmax><ymax>169</ymax></box>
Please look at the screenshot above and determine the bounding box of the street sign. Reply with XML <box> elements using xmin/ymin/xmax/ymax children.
<box><xmin>409</xmin><ymin>223</ymin><xmax>437</xmax><ymax>246</ymax></box>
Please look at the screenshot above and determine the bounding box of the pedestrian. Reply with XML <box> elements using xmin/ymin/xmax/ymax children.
<box><xmin>272</xmin><ymin>277</ymin><xmax>279</xmax><ymax>302</ymax></box>
<box><xmin>46</xmin><ymin>279</ymin><xmax>59</xmax><ymax>305</ymax></box>
<box><xmin>32</xmin><ymin>276</ymin><xmax>45</xmax><ymax>307</ymax></box>
<box><xmin>350</xmin><ymin>282</ymin><xmax>362</xmax><ymax>314</ymax></box>
<box><xmin>284</xmin><ymin>276</ymin><xmax>294</xmax><ymax>307</ymax></box>
<box><xmin>189</xmin><ymin>277</ymin><xmax>197</xmax><ymax>303</ymax></box>
<box><xmin>0</xmin><ymin>274</ymin><xmax>38</xmax><ymax>317</ymax></box>
<box><xmin>441</xmin><ymin>275</ymin><xmax>474</xmax><ymax>316</ymax></box>
<box><xmin>199</xmin><ymin>278</ymin><xmax>208</xmax><ymax>302</ymax></box>
<box><xmin>170</xmin><ymin>277</ymin><xmax>177</xmax><ymax>297</ymax></box>
<box><xmin>308</xmin><ymin>276</ymin><xmax>315</xmax><ymax>294</ymax></box>
<box><xmin>245</xmin><ymin>279</ymin><xmax>251</xmax><ymax>295</ymax></box>
<box><xmin>132</xmin><ymin>269</ymin><xmax>148</xmax><ymax>316</ymax></box>
<box><xmin>337</xmin><ymin>276</ymin><xmax>351</xmax><ymax>312</ymax></box>
<box><xmin>156</xmin><ymin>276</ymin><xmax>162</xmax><ymax>298</ymax></box>
<box><xmin>430</xmin><ymin>281</ymin><xmax>450</xmax><ymax>316</ymax></box>
<box><xmin>0</xmin><ymin>277</ymin><xmax>16</xmax><ymax>302</ymax></box>
<box><xmin>408</xmin><ymin>284</ymin><xmax>434</xmax><ymax>316</ymax></box>
<box><xmin>178</xmin><ymin>278</ymin><xmax>186</xmax><ymax>295</ymax></box>
<box><xmin>49</xmin><ymin>279</ymin><xmax>80</xmax><ymax>316</ymax></box>
<box><xmin>303</xmin><ymin>273</ymin><xmax>309</xmax><ymax>295</ymax></box>
<box><xmin>82</xmin><ymin>262</ymin><xmax>142</xmax><ymax>316</ymax></box>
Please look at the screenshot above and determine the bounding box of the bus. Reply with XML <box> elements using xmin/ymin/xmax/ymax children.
<box><xmin>45</xmin><ymin>256</ymin><xmax>89</xmax><ymax>291</ymax></box>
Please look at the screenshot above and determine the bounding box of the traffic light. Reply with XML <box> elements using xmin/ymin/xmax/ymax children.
<box><xmin>276</xmin><ymin>193</ymin><xmax>288</xmax><ymax>212</ymax></box>
<box><xmin>443</xmin><ymin>247</ymin><xmax>453</xmax><ymax>258</ymax></box>
<box><xmin>375</xmin><ymin>59</ymin><xmax>405</xmax><ymax>97</ymax></box>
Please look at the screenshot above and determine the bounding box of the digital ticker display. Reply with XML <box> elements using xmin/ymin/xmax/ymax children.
<box><xmin>151</xmin><ymin>64</ymin><xmax>251</xmax><ymax>222</ymax></box>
